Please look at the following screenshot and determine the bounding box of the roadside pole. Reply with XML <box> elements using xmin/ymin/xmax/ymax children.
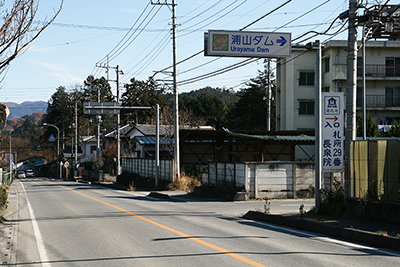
<box><xmin>344</xmin><ymin>0</ymin><xmax>358</xmax><ymax>199</ymax></box>
<box><xmin>315</xmin><ymin>40</ymin><xmax>322</xmax><ymax>213</ymax></box>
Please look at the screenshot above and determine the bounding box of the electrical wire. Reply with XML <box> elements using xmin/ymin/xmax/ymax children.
<box><xmin>177</xmin><ymin>58</ymin><xmax>259</xmax><ymax>86</ymax></box>
<box><xmin>167</xmin><ymin>0</ymin><xmax>334</xmax><ymax>87</ymax></box>
<box><xmin>124</xmin><ymin>32</ymin><xmax>171</xmax><ymax>80</ymax></box>
<box><xmin>96</xmin><ymin>2</ymin><xmax>153</xmax><ymax>65</ymax></box>
<box><xmin>105</xmin><ymin>5</ymin><xmax>163</xmax><ymax>64</ymax></box>
<box><xmin>178</xmin><ymin>0</ymin><xmax>350</xmax><ymax>89</ymax></box>
<box><xmin>180</xmin><ymin>0</ymin><xmax>225</xmax><ymax>25</ymax></box>
<box><xmin>121</xmin><ymin>24</ymin><xmax>170</xmax><ymax>79</ymax></box>
<box><xmin>178</xmin><ymin>0</ymin><xmax>247</xmax><ymax>38</ymax></box>
<box><xmin>153</xmin><ymin>0</ymin><xmax>292</xmax><ymax>78</ymax></box>
<box><xmin>274</xmin><ymin>0</ymin><xmax>331</xmax><ymax>32</ymax></box>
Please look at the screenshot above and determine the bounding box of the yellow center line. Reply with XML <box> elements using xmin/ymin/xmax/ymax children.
<box><xmin>44</xmin><ymin>180</ymin><xmax>265</xmax><ymax>267</ymax></box>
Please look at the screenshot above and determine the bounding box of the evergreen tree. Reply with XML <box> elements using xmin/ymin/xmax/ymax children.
<box><xmin>121</xmin><ymin>77</ymin><xmax>166</xmax><ymax>124</ymax></box>
<box><xmin>43</xmin><ymin>86</ymin><xmax>75</xmax><ymax>139</ymax></box>
<box><xmin>189</xmin><ymin>93</ymin><xmax>226</xmax><ymax>129</ymax></box>
<box><xmin>356</xmin><ymin>114</ymin><xmax>380</xmax><ymax>137</ymax></box>
<box><xmin>225</xmin><ymin>65</ymin><xmax>275</xmax><ymax>131</ymax></box>
<box><xmin>83</xmin><ymin>75</ymin><xmax>114</xmax><ymax>102</ymax></box>
<box><xmin>387</xmin><ymin>121</ymin><xmax>400</xmax><ymax>137</ymax></box>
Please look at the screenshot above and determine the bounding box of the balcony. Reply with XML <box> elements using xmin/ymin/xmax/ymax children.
<box><xmin>356</xmin><ymin>94</ymin><xmax>400</xmax><ymax>108</ymax></box>
<box><xmin>357</xmin><ymin>64</ymin><xmax>400</xmax><ymax>77</ymax></box>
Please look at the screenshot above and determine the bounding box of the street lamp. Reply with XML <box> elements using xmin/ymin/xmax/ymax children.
<box><xmin>43</xmin><ymin>123</ymin><xmax>61</xmax><ymax>179</ymax></box>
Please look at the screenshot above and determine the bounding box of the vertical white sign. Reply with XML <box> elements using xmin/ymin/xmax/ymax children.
<box><xmin>322</xmin><ymin>92</ymin><xmax>344</xmax><ymax>172</ymax></box>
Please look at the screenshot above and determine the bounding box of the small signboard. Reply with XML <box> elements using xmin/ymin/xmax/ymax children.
<box><xmin>48</xmin><ymin>134</ymin><xmax>56</xmax><ymax>142</ymax></box>
<box><xmin>205</xmin><ymin>30</ymin><xmax>291</xmax><ymax>58</ymax></box>
<box><xmin>322</xmin><ymin>92</ymin><xmax>344</xmax><ymax>172</ymax></box>
<box><xmin>83</xmin><ymin>102</ymin><xmax>122</xmax><ymax>115</ymax></box>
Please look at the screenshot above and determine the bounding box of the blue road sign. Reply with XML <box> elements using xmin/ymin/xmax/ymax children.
<box><xmin>49</xmin><ymin>134</ymin><xmax>56</xmax><ymax>142</ymax></box>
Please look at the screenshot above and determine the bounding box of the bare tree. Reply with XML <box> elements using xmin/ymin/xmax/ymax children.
<box><xmin>160</xmin><ymin>106</ymin><xmax>207</xmax><ymax>158</ymax></box>
<box><xmin>0</xmin><ymin>0</ymin><xmax>63</xmax><ymax>74</ymax></box>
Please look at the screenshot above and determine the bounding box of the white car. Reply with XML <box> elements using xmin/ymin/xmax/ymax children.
<box><xmin>26</xmin><ymin>169</ymin><xmax>34</xmax><ymax>177</ymax></box>
<box><xmin>17</xmin><ymin>170</ymin><xmax>26</xmax><ymax>178</ymax></box>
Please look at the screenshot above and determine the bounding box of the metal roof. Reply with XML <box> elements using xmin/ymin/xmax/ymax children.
<box><xmin>223</xmin><ymin>128</ymin><xmax>315</xmax><ymax>143</ymax></box>
<box><xmin>134</xmin><ymin>136</ymin><xmax>172</xmax><ymax>145</ymax></box>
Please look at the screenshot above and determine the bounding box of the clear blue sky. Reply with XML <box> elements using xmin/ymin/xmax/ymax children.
<box><xmin>0</xmin><ymin>0</ymin><xmax>354</xmax><ymax>104</ymax></box>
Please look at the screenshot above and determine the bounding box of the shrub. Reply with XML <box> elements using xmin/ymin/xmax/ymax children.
<box><xmin>319</xmin><ymin>178</ymin><xmax>347</xmax><ymax>216</ymax></box>
<box><xmin>0</xmin><ymin>186</ymin><xmax>8</xmax><ymax>209</ymax></box>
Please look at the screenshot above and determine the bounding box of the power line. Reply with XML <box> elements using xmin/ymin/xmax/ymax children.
<box><xmin>153</xmin><ymin>0</ymin><xmax>292</xmax><ymax>78</ymax></box>
<box><xmin>96</xmin><ymin>2</ymin><xmax>155</xmax><ymax>65</ymax></box>
<box><xmin>179</xmin><ymin>0</ymin><xmax>247</xmax><ymax>38</ymax></box>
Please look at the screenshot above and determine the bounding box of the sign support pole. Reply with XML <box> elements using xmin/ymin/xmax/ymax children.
<box><xmin>315</xmin><ymin>40</ymin><xmax>322</xmax><ymax>213</ymax></box>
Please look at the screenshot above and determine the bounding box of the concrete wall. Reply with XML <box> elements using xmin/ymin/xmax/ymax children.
<box><xmin>121</xmin><ymin>157</ymin><xmax>173</xmax><ymax>181</ymax></box>
<box><xmin>203</xmin><ymin>161</ymin><xmax>316</xmax><ymax>199</ymax></box>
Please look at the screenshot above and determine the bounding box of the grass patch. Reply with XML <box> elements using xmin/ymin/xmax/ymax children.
<box><xmin>116</xmin><ymin>173</ymin><xmax>201</xmax><ymax>191</ymax></box>
<box><xmin>168</xmin><ymin>174</ymin><xmax>201</xmax><ymax>191</ymax></box>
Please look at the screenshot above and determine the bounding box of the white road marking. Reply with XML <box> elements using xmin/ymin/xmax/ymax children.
<box><xmin>20</xmin><ymin>181</ymin><xmax>51</xmax><ymax>266</ymax></box>
<box><xmin>249</xmin><ymin>219</ymin><xmax>400</xmax><ymax>257</ymax></box>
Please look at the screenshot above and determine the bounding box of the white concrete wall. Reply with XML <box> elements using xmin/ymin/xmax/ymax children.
<box><xmin>121</xmin><ymin>158</ymin><xmax>173</xmax><ymax>181</ymax></box>
<box><xmin>204</xmin><ymin>162</ymin><xmax>316</xmax><ymax>199</ymax></box>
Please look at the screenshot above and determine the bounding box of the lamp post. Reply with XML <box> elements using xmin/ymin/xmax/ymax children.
<box><xmin>43</xmin><ymin>123</ymin><xmax>61</xmax><ymax>179</ymax></box>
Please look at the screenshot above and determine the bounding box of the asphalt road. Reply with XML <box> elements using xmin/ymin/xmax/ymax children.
<box><xmin>5</xmin><ymin>178</ymin><xmax>400</xmax><ymax>266</ymax></box>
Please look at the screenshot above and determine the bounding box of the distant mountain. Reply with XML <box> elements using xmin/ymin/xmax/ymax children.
<box><xmin>4</xmin><ymin>101</ymin><xmax>47</xmax><ymax>120</ymax></box>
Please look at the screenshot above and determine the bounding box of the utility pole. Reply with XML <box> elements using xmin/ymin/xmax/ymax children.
<box><xmin>97</xmin><ymin>61</ymin><xmax>122</xmax><ymax>176</ymax></box>
<box><xmin>152</xmin><ymin>0</ymin><xmax>180</xmax><ymax>181</ymax></box>
<box><xmin>96</xmin><ymin>59</ymin><xmax>111</xmax><ymax>158</ymax></box>
<box><xmin>315</xmin><ymin>40</ymin><xmax>322</xmax><ymax>213</ymax></box>
<box><xmin>344</xmin><ymin>0</ymin><xmax>358</xmax><ymax>199</ymax></box>
<box><xmin>74</xmin><ymin>97</ymin><xmax>78</xmax><ymax>177</ymax></box>
<box><xmin>266</xmin><ymin>58</ymin><xmax>271</xmax><ymax>131</ymax></box>
<box><xmin>9</xmin><ymin>133</ymin><xmax>12</xmax><ymax>177</ymax></box>
<box><xmin>116</xmin><ymin>65</ymin><xmax>121</xmax><ymax>176</ymax></box>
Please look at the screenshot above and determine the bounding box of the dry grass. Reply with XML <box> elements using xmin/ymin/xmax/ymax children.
<box><xmin>128</xmin><ymin>181</ymin><xmax>135</xmax><ymax>191</ymax></box>
<box><xmin>169</xmin><ymin>174</ymin><xmax>201</xmax><ymax>191</ymax></box>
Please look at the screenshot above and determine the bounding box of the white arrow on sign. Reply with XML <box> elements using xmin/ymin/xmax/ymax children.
<box><xmin>205</xmin><ymin>30</ymin><xmax>291</xmax><ymax>58</ymax></box>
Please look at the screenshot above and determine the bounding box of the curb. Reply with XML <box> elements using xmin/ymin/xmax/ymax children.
<box><xmin>243</xmin><ymin>211</ymin><xmax>400</xmax><ymax>252</ymax></box>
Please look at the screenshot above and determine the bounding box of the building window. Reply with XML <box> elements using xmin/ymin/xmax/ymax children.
<box><xmin>385</xmin><ymin>87</ymin><xmax>400</xmax><ymax>106</ymax></box>
<box><xmin>299</xmin><ymin>101</ymin><xmax>315</xmax><ymax>115</ymax></box>
<box><xmin>385</xmin><ymin>57</ymin><xmax>400</xmax><ymax>77</ymax></box>
<box><xmin>299</xmin><ymin>72</ymin><xmax>315</xmax><ymax>86</ymax></box>
<box><xmin>323</xmin><ymin>58</ymin><xmax>330</xmax><ymax>73</ymax></box>
<box><xmin>90</xmin><ymin>145</ymin><xmax>97</xmax><ymax>154</ymax></box>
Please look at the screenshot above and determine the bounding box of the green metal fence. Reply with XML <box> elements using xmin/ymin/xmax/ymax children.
<box><xmin>350</xmin><ymin>139</ymin><xmax>400</xmax><ymax>202</ymax></box>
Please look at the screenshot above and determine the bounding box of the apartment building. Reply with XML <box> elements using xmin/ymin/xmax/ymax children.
<box><xmin>276</xmin><ymin>40</ymin><xmax>400</xmax><ymax>132</ymax></box>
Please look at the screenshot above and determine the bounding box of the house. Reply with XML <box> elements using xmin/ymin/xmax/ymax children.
<box><xmin>276</xmin><ymin>39</ymin><xmax>400</xmax><ymax>132</ymax></box>
<box><xmin>102</xmin><ymin>124</ymin><xmax>134</xmax><ymax>157</ymax></box>
<box><xmin>125</xmin><ymin>124</ymin><xmax>171</xmax><ymax>159</ymax></box>
<box><xmin>80</xmin><ymin>135</ymin><xmax>99</xmax><ymax>162</ymax></box>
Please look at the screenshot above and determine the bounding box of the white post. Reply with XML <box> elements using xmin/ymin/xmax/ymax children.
<box><xmin>155</xmin><ymin>104</ymin><xmax>160</xmax><ymax>187</ymax></box>
<box><xmin>315</xmin><ymin>40</ymin><xmax>322</xmax><ymax>213</ymax></box>
<box><xmin>362</xmin><ymin>24</ymin><xmax>367</xmax><ymax>140</ymax></box>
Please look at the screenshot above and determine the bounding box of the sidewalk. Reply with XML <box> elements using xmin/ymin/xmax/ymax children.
<box><xmin>243</xmin><ymin>210</ymin><xmax>400</xmax><ymax>252</ymax></box>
